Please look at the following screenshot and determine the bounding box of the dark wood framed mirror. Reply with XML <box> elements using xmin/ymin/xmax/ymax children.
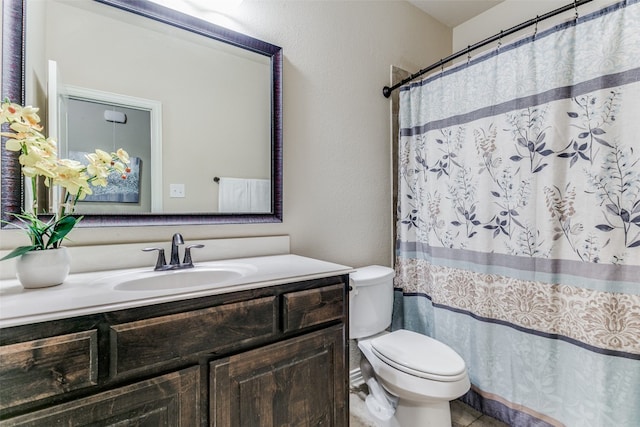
<box><xmin>1</xmin><ymin>0</ymin><xmax>282</xmax><ymax>227</ymax></box>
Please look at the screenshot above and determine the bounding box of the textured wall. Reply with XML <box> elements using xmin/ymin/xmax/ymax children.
<box><xmin>452</xmin><ymin>0</ymin><xmax>615</xmax><ymax>53</ymax></box>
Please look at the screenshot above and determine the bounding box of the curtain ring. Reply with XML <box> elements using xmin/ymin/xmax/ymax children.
<box><xmin>497</xmin><ymin>30</ymin><xmax>503</xmax><ymax>50</ymax></box>
<box><xmin>440</xmin><ymin>59</ymin><xmax>444</xmax><ymax>75</ymax></box>
<box><xmin>574</xmin><ymin>0</ymin><xmax>579</xmax><ymax>22</ymax></box>
<box><xmin>533</xmin><ymin>15</ymin><xmax>539</xmax><ymax>39</ymax></box>
<box><xmin>467</xmin><ymin>45</ymin><xmax>471</xmax><ymax>64</ymax></box>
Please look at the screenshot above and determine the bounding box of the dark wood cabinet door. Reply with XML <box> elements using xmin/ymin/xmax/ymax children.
<box><xmin>0</xmin><ymin>330</ymin><xmax>98</xmax><ymax>411</ymax></box>
<box><xmin>0</xmin><ymin>366</ymin><xmax>200</xmax><ymax>427</ymax></box>
<box><xmin>210</xmin><ymin>325</ymin><xmax>347</xmax><ymax>427</ymax></box>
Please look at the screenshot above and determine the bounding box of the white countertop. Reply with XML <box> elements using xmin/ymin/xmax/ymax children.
<box><xmin>0</xmin><ymin>254</ymin><xmax>353</xmax><ymax>328</ymax></box>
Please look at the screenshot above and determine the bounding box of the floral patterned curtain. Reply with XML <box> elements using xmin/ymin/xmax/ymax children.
<box><xmin>394</xmin><ymin>1</ymin><xmax>640</xmax><ymax>425</ymax></box>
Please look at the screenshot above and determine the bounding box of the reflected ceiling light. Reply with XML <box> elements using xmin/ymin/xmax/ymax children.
<box><xmin>104</xmin><ymin>110</ymin><xmax>127</xmax><ymax>124</ymax></box>
<box><xmin>148</xmin><ymin>0</ymin><xmax>243</xmax><ymax>15</ymax></box>
<box><xmin>208</xmin><ymin>0</ymin><xmax>244</xmax><ymax>13</ymax></box>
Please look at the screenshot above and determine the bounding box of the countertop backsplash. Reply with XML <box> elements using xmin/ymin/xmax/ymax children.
<box><xmin>0</xmin><ymin>235</ymin><xmax>290</xmax><ymax>280</ymax></box>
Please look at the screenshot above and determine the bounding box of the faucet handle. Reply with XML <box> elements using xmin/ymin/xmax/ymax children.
<box><xmin>143</xmin><ymin>247</ymin><xmax>166</xmax><ymax>270</ymax></box>
<box><xmin>183</xmin><ymin>244</ymin><xmax>205</xmax><ymax>267</ymax></box>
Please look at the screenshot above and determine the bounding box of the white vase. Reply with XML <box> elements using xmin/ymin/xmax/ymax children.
<box><xmin>15</xmin><ymin>247</ymin><xmax>71</xmax><ymax>289</ymax></box>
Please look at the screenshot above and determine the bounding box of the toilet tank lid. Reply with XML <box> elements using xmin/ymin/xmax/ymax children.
<box><xmin>350</xmin><ymin>265</ymin><xmax>395</xmax><ymax>284</ymax></box>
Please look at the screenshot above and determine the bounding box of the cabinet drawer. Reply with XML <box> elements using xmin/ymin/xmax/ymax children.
<box><xmin>0</xmin><ymin>330</ymin><xmax>98</xmax><ymax>410</ymax></box>
<box><xmin>110</xmin><ymin>296</ymin><xmax>277</xmax><ymax>377</ymax></box>
<box><xmin>282</xmin><ymin>284</ymin><xmax>344</xmax><ymax>333</ymax></box>
<box><xmin>0</xmin><ymin>366</ymin><xmax>200</xmax><ymax>427</ymax></box>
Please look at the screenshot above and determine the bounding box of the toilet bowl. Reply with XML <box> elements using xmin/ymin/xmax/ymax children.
<box><xmin>359</xmin><ymin>330</ymin><xmax>470</xmax><ymax>426</ymax></box>
<box><xmin>350</xmin><ymin>266</ymin><xmax>470</xmax><ymax>427</ymax></box>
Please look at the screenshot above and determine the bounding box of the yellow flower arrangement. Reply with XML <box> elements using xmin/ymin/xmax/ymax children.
<box><xmin>0</xmin><ymin>100</ymin><xmax>130</xmax><ymax>260</ymax></box>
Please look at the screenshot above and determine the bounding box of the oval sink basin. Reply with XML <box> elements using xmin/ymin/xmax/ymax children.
<box><xmin>108</xmin><ymin>264</ymin><xmax>256</xmax><ymax>291</ymax></box>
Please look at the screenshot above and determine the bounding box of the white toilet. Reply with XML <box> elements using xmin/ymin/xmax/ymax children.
<box><xmin>350</xmin><ymin>266</ymin><xmax>470</xmax><ymax>427</ymax></box>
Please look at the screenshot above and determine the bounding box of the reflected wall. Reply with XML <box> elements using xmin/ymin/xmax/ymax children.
<box><xmin>27</xmin><ymin>0</ymin><xmax>271</xmax><ymax>214</ymax></box>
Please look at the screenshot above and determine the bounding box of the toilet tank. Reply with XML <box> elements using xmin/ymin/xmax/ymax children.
<box><xmin>349</xmin><ymin>265</ymin><xmax>395</xmax><ymax>339</ymax></box>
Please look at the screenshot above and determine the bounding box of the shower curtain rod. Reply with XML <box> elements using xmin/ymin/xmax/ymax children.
<box><xmin>382</xmin><ymin>0</ymin><xmax>593</xmax><ymax>98</ymax></box>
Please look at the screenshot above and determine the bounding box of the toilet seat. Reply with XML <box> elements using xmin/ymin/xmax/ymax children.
<box><xmin>370</xmin><ymin>330</ymin><xmax>467</xmax><ymax>382</ymax></box>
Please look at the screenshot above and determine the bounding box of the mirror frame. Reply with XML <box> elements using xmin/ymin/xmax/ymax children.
<box><xmin>1</xmin><ymin>0</ymin><xmax>282</xmax><ymax>227</ymax></box>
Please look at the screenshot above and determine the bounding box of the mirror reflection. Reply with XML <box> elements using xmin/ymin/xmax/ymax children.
<box><xmin>2</xmin><ymin>0</ymin><xmax>282</xmax><ymax>226</ymax></box>
<box><xmin>31</xmin><ymin>0</ymin><xmax>271</xmax><ymax>214</ymax></box>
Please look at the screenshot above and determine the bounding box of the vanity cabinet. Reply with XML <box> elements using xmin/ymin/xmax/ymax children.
<box><xmin>0</xmin><ymin>275</ymin><xmax>349</xmax><ymax>426</ymax></box>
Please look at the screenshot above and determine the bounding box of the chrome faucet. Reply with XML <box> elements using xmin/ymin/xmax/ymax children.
<box><xmin>170</xmin><ymin>233</ymin><xmax>184</xmax><ymax>266</ymax></box>
<box><xmin>143</xmin><ymin>233</ymin><xmax>204</xmax><ymax>271</ymax></box>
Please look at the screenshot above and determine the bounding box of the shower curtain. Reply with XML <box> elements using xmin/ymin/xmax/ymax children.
<box><xmin>394</xmin><ymin>1</ymin><xmax>640</xmax><ymax>426</ymax></box>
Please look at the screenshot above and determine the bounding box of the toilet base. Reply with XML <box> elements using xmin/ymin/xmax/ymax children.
<box><xmin>392</xmin><ymin>399</ymin><xmax>452</xmax><ymax>427</ymax></box>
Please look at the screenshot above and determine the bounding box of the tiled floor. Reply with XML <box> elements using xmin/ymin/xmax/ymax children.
<box><xmin>349</xmin><ymin>388</ymin><xmax>508</xmax><ymax>427</ymax></box>
<box><xmin>450</xmin><ymin>400</ymin><xmax>509</xmax><ymax>427</ymax></box>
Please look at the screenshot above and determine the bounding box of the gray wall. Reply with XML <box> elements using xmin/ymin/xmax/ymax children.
<box><xmin>66</xmin><ymin>98</ymin><xmax>151</xmax><ymax>213</ymax></box>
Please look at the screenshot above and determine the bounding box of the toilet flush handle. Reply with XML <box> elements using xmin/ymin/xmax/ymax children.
<box><xmin>349</xmin><ymin>281</ymin><xmax>358</xmax><ymax>295</ymax></box>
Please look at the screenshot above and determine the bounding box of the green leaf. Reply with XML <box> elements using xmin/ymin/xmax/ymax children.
<box><xmin>47</xmin><ymin>215</ymin><xmax>82</xmax><ymax>248</ymax></box>
<box><xmin>9</xmin><ymin>212</ymin><xmax>53</xmax><ymax>249</ymax></box>
<box><xmin>1</xmin><ymin>245</ymin><xmax>38</xmax><ymax>261</ymax></box>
